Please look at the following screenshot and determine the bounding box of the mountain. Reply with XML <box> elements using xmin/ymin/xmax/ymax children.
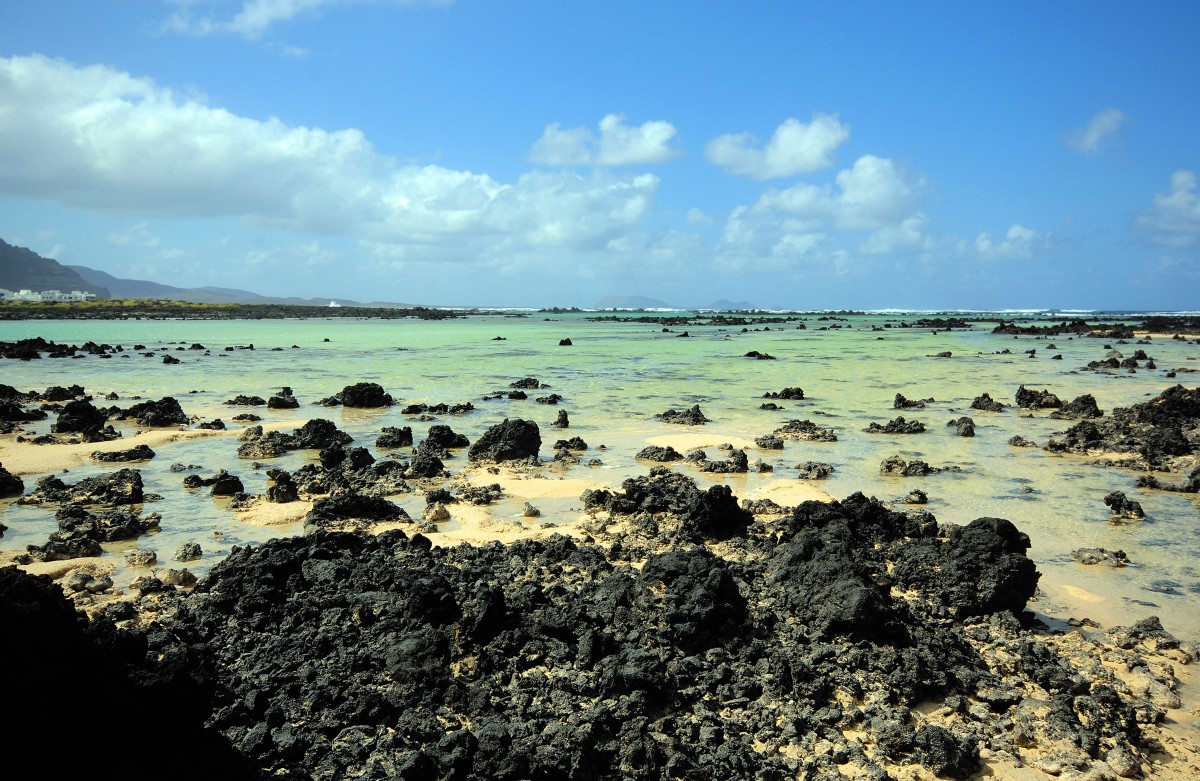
<box><xmin>593</xmin><ymin>295</ymin><xmax>674</xmax><ymax>309</ymax></box>
<box><xmin>70</xmin><ymin>265</ymin><xmax>277</xmax><ymax>304</ymax></box>
<box><xmin>0</xmin><ymin>239</ymin><xmax>110</xmax><ymax>297</ymax></box>
<box><xmin>67</xmin><ymin>265</ymin><xmax>417</xmax><ymax>308</ymax></box>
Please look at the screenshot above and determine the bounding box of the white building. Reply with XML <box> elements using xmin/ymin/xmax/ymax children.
<box><xmin>0</xmin><ymin>288</ymin><xmax>97</xmax><ymax>302</ymax></box>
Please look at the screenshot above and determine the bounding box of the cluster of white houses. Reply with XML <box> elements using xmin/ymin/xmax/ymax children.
<box><xmin>0</xmin><ymin>288</ymin><xmax>99</xmax><ymax>302</ymax></box>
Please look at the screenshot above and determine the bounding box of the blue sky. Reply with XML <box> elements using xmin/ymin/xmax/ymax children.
<box><xmin>1</xmin><ymin>1</ymin><xmax>1198</xmax><ymax>309</ymax></box>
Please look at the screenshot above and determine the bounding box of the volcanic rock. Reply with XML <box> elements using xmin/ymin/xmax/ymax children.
<box><xmin>91</xmin><ymin>444</ymin><xmax>156</xmax><ymax>462</ymax></box>
<box><xmin>1050</xmin><ymin>394</ymin><xmax>1103</xmax><ymax>420</ymax></box>
<box><xmin>773</xmin><ymin>419</ymin><xmax>837</xmax><ymax>442</ymax></box>
<box><xmin>796</xmin><ymin>461</ymin><xmax>835</xmax><ymax>479</ymax></box>
<box><xmin>1015</xmin><ymin>385</ymin><xmax>1062</xmax><ymax>410</ymax></box>
<box><xmin>467</xmin><ymin>419</ymin><xmax>541</xmax><ymax>463</ymax></box>
<box><xmin>635</xmin><ymin>445</ymin><xmax>683</xmax><ymax>462</ymax></box>
<box><xmin>0</xmin><ymin>463</ymin><xmax>25</xmax><ymax>497</ymax></box>
<box><xmin>864</xmin><ymin>416</ymin><xmax>926</xmax><ymax>434</ymax></box>
<box><xmin>377</xmin><ymin>426</ymin><xmax>414</xmax><ymax>449</ymax></box>
<box><xmin>655</xmin><ymin>405</ymin><xmax>710</xmax><ymax>425</ymax></box>
<box><xmin>18</xmin><ymin>468</ymin><xmax>144</xmax><ymax>507</ymax></box>
<box><xmin>970</xmin><ymin>393</ymin><xmax>1006</xmax><ymax>412</ymax></box>
<box><xmin>947</xmin><ymin>417</ymin><xmax>975</xmax><ymax>437</ymax></box>
<box><xmin>763</xmin><ymin>387</ymin><xmax>805</xmax><ymax>400</ymax></box>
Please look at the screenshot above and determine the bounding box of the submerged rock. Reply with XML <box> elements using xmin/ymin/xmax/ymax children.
<box><xmin>1071</xmin><ymin>548</ymin><xmax>1130</xmax><ymax>567</ymax></box>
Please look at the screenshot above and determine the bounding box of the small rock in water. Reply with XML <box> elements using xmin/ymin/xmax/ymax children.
<box><xmin>1071</xmin><ymin>548</ymin><xmax>1130</xmax><ymax>567</ymax></box>
<box><xmin>1104</xmin><ymin>491</ymin><xmax>1145</xmax><ymax>520</ymax></box>
<box><xmin>124</xmin><ymin>548</ymin><xmax>157</xmax><ymax>567</ymax></box>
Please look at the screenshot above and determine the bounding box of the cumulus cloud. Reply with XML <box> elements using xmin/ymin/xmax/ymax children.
<box><xmin>969</xmin><ymin>224</ymin><xmax>1041</xmax><ymax>259</ymax></box>
<box><xmin>715</xmin><ymin>153</ymin><xmax>1050</xmax><ymax>278</ymax></box>
<box><xmin>528</xmin><ymin>114</ymin><xmax>682</xmax><ymax>167</ymax></box>
<box><xmin>716</xmin><ymin>154</ymin><xmax>923</xmax><ymax>263</ymax></box>
<box><xmin>163</xmin><ymin>0</ymin><xmax>449</xmax><ymax>40</ymax></box>
<box><xmin>1136</xmin><ymin>170</ymin><xmax>1200</xmax><ymax>248</ymax></box>
<box><xmin>1066</xmin><ymin>107</ymin><xmax>1126</xmax><ymax>154</ymax></box>
<box><xmin>0</xmin><ymin>55</ymin><xmax>659</xmax><ymax>255</ymax></box>
<box><xmin>704</xmin><ymin>114</ymin><xmax>850</xmax><ymax>179</ymax></box>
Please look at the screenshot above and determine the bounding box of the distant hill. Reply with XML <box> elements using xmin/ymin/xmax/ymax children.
<box><xmin>0</xmin><ymin>239</ymin><xmax>110</xmax><ymax>297</ymax></box>
<box><xmin>68</xmin><ymin>265</ymin><xmax>328</xmax><ymax>305</ymax></box>
<box><xmin>593</xmin><ymin>295</ymin><xmax>673</xmax><ymax>309</ymax></box>
<box><xmin>69</xmin><ymin>265</ymin><xmax>262</xmax><ymax>303</ymax></box>
<box><xmin>67</xmin><ymin>265</ymin><xmax>416</xmax><ymax>308</ymax></box>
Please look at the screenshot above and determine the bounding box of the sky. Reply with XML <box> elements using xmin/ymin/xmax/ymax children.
<box><xmin>1</xmin><ymin>1</ymin><xmax>1198</xmax><ymax>310</ymax></box>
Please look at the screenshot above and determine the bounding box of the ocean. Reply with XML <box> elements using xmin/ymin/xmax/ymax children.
<box><xmin>1</xmin><ymin>311</ymin><xmax>1197</xmax><ymax>639</ymax></box>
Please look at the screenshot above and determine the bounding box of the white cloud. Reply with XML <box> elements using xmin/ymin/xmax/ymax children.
<box><xmin>715</xmin><ymin>153</ymin><xmax>1049</xmax><ymax>277</ymax></box>
<box><xmin>528</xmin><ymin>113</ymin><xmax>682</xmax><ymax>167</ymax></box>
<box><xmin>720</xmin><ymin>154</ymin><xmax>923</xmax><ymax>259</ymax></box>
<box><xmin>1136</xmin><ymin>170</ymin><xmax>1200</xmax><ymax>248</ymax></box>
<box><xmin>527</xmin><ymin>124</ymin><xmax>591</xmax><ymax>166</ymax></box>
<box><xmin>859</xmin><ymin>214</ymin><xmax>930</xmax><ymax>256</ymax></box>
<box><xmin>163</xmin><ymin>0</ymin><xmax>450</xmax><ymax>40</ymax></box>
<box><xmin>832</xmin><ymin>155</ymin><xmax>921</xmax><ymax>230</ymax></box>
<box><xmin>1066</xmin><ymin>107</ymin><xmax>1126</xmax><ymax>154</ymax></box>
<box><xmin>969</xmin><ymin>224</ymin><xmax>1041</xmax><ymax>259</ymax></box>
<box><xmin>704</xmin><ymin>114</ymin><xmax>850</xmax><ymax>179</ymax></box>
<box><xmin>0</xmin><ymin>55</ymin><xmax>659</xmax><ymax>256</ymax></box>
<box><xmin>107</xmin><ymin>222</ymin><xmax>161</xmax><ymax>247</ymax></box>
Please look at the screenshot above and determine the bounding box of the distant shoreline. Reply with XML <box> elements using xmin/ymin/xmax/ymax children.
<box><xmin>4</xmin><ymin>300</ymin><xmax>1200</xmax><ymax>334</ymax></box>
<box><xmin>0</xmin><ymin>299</ymin><xmax>470</xmax><ymax>321</ymax></box>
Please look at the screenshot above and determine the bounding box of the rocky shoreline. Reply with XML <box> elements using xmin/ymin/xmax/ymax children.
<box><xmin>3</xmin><ymin>322</ymin><xmax>1200</xmax><ymax>779</ymax></box>
<box><xmin>3</xmin><ymin>481</ymin><xmax>1198</xmax><ymax>780</ymax></box>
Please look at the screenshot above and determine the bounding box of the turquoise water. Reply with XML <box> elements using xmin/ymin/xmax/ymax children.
<box><xmin>2</xmin><ymin>313</ymin><xmax>1198</xmax><ymax>638</ymax></box>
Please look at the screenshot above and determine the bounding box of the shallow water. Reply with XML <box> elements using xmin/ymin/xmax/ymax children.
<box><xmin>2</xmin><ymin>313</ymin><xmax>1198</xmax><ymax>638</ymax></box>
